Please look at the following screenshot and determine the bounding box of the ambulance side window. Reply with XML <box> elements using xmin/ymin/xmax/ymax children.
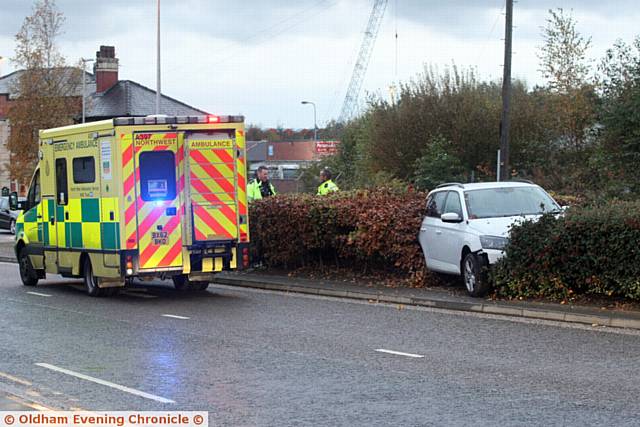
<box><xmin>72</xmin><ymin>156</ymin><xmax>95</xmax><ymax>183</ymax></box>
<box><xmin>139</xmin><ymin>151</ymin><xmax>176</xmax><ymax>201</ymax></box>
<box><xmin>55</xmin><ymin>158</ymin><xmax>68</xmax><ymax>205</ymax></box>
<box><xmin>26</xmin><ymin>170</ymin><xmax>41</xmax><ymax>211</ymax></box>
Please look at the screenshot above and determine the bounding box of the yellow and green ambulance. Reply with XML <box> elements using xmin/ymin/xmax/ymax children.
<box><xmin>12</xmin><ymin>115</ymin><xmax>250</xmax><ymax>296</ymax></box>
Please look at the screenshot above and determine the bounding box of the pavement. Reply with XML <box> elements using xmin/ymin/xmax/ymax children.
<box><xmin>1</xmin><ymin>262</ymin><xmax>640</xmax><ymax>425</ymax></box>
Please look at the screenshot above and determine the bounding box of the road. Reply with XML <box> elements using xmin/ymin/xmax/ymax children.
<box><xmin>0</xmin><ymin>261</ymin><xmax>639</xmax><ymax>426</ymax></box>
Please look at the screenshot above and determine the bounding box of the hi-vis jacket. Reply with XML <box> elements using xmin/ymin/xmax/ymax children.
<box><xmin>247</xmin><ymin>178</ymin><xmax>276</xmax><ymax>202</ymax></box>
<box><xmin>317</xmin><ymin>179</ymin><xmax>339</xmax><ymax>195</ymax></box>
<box><xmin>14</xmin><ymin>115</ymin><xmax>250</xmax><ymax>293</ymax></box>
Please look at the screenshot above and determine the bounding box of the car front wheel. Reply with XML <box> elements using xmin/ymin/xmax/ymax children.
<box><xmin>10</xmin><ymin>219</ymin><xmax>16</xmax><ymax>235</ymax></box>
<box><xmin>462</xmin><ymin>253</ymin><xmax>490</xmax><ymax>297</ymax></box>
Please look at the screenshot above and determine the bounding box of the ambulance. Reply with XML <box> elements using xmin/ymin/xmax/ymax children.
<box><xmin>11</xmin><ymin>115</ymin><xmax>250</xmax><ymax>296</ymax></box>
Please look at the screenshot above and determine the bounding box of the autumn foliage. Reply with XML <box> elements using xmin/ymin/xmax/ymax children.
<box><xmin>249</xmin><ymin>190</ymin><xmax>428</xmax><ymax>279</ymax></box>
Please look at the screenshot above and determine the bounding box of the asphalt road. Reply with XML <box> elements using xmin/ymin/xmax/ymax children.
<box><xmin>1</xmin><ymin>262</ymin><xmax>640</xmax><ymax>426</ymax></box>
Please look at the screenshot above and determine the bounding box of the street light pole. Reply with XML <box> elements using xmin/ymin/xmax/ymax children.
<box><xmin>156</xmin><ymin>0</ymin><xmax>161</xmax><ymax>114</ymax></box>
<box><xmin>301</xmin><ymin>101</ymin><xmax>317</xmax><ymax>141</ymax></box>
<box><xmin>81</xmin><ymin>58</ymin><xmax>94</xmax><ymax>124</ymax></box>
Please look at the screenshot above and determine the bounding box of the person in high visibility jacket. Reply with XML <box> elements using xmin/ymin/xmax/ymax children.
<box><xmin>247</xmin><ymin>166</ymin><xmax>276</xmax><ymax>202</ymax></box>
<box><xmin>317</xmin><ymin>168</ymin><xmax>339</xmax><ymax>196</ymax></box>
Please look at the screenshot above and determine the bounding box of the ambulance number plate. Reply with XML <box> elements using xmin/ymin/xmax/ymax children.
<box><xmin>152</xmin><ymin>231</ymin><xmax>169</xmax><ymax>245</ymax></box>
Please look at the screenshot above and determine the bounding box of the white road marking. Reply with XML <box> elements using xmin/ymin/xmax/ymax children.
<box><xmin>35</xmin><ymin>363</ymin><xmax>175</xmax><ymax>404</ymax></box>
<box><xmin>161</xmin><ymin>314</ymin><xmax>190</xmax><ymax>320</ymax></box>
<box><xmin>0</xmin><ymin>370</ymin><xmax>32</xmax><ymax>386</ymax></box>
<box><xmin>375</xmin><ymin>349</ymin><xmax>425</xmax><ymax>358</ymax></box>
<box><xmin>26</xmin><ymin>291</ymin><xmax>52</xmax><ymax>297</ymax></box>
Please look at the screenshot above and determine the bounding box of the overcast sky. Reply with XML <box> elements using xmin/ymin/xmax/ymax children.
<box><xmin>1</xmin><ymin>0</ymin><xmax>639</xmax><ymax>129</ymax></box>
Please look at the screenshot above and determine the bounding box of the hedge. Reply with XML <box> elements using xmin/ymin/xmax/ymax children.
<box><xmin>248</xmin><ymin>189</ymin><xmax>428</xmax><ymax>280</ymax></box>
<box><xmin>492</xmin><ymin>201</ymin><xmax>640</xmax><ymax>301</ymax></box>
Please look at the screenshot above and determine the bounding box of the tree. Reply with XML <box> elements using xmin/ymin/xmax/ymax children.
<box><xmin>538</xmin><ymin>8</ymin><xmax>592</xmax><ymax>94</ymax></box>
<box><xmin>6</xmin><ymin>0</ymin><xmax>81</xmax><ymax>186</ymax></box>
<box><xmin>413</xmin><ymin>135</ymin><xmax>466</xmax><ymax>191</ymax></box>
<box><xmin>536</xmin><ymin>9</ymin><xmax>599</xmax><ymax>193</ymax></box>
<box><xmin>598</xmin><ymin>37</ymin><xmax>640</xmax><ymax>195</ymax></box>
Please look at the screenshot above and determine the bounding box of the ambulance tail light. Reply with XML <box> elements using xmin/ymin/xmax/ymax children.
<box><xmin>242</xmin><ymin>247</ymin><xmax>250</xmax><ymax>268</ymax></box>
<box><xmin>240</xmin><ymin>232</ymin><xmax>248</xmax><ymax>242</ymax></box>
<box><xmin>125</xmin><ymin>255</ymin><xmax>134</xmax><ymax>275</ymax></box>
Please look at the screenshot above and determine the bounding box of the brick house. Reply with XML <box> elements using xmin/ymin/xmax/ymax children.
<box><xmin>0</xmin><ymin>45</ymin><xmax>207</xmax><ymax>192</ymax></box>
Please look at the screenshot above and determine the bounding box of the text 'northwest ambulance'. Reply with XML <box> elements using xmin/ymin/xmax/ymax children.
<box><xmin>12</xmin><ymin>115</ymin><xmax>250</xmax><ymax>296</ymax></box>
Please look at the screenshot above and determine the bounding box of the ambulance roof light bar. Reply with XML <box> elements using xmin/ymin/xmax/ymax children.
<box><xmin>113</xmin><ymin>115</ymin><xmax>244</xmax><ymax>126</ymax></box>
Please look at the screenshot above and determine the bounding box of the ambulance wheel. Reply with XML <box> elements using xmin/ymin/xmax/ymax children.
<box><xmin>18</xmin><ymin>248</ymin><xmax>38</xmax><ymax>287</ymax></box>
<box><xmin>172</xmin><ymin>275</ymin><xmax>190</xmax><ymax>291</ymax></box>
<box><xmin>83</xmin><ymin>256</ymin><xmax>106</xmax><ymax>297</ymax></box>
<box><xmin>191</xmin><ymin>281</ymin><xmax>209</xmax><ymax>291</ymax></box>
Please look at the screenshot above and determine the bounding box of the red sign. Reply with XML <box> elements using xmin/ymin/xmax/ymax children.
<box><xmin>315</xmin><ymin>140</ymin><xmax>340</xmax><ymax>156</ymax></box>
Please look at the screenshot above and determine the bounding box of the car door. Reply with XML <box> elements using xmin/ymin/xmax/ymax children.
<box><xmin>438</xmin><ymin>190</ymin><xmax>467</xmax><ymax>273</ymax></box>
<box><xmin>419</xmin><ymin>190</ymin><xmax>449</xmax><ymax>271</ymax></box>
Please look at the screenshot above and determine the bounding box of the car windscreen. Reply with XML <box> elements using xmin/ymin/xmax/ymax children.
<box><xmin>464</xmin><ymin>187</ymin><xmax>559</xmax><ymax>219</ymax></box>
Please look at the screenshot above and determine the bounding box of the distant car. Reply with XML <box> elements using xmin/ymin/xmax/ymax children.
<box><xmin>418</xmin><ymin>181</ymin><xmax>561</xmax><ymax>297</ymax></box>
<box><xmin>0</xmin><ymin>196</ymin><xmax>20</xmax><ymax>234</ymax></box>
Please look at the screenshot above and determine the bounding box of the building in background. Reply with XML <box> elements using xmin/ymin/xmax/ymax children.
<box><xmin>248</xmin><ymin>139</ymin><xmax>340</xmax><ymax>193</ymax></box>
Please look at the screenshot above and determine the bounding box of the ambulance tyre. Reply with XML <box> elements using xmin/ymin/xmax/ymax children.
<box><xmin>172</xmin><ymin>275</ymin><xmax>190</xmax><ymax>291</ymax></box>
<box><xmin>18</xmin><ymin>247</ymin><xmax>38</xmax><ymax>287</ymax></box>
<box><xmin>83</xmin><ymin>256</ymin><xmax>106</xmax><ymax>297</ymax></box>
<box><xmin>191</xmin><ymin>281</ymin><xmax>209</xmax><ymax>291</ymax></box>
<box><xmin>172</xmin><ymin>275</ymin><xmax>209</xmax><ymax>291</ymax></box>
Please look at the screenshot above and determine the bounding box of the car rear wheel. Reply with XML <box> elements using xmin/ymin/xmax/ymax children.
<box><xmin>462</xmin><ymin>253</ymin><xmax>490</xmax><ymax>297</ymax></box>
<box><xmin>18</xmin><ymin>248</ymin><xmax>38</xmax><ymax>287</ymax></box>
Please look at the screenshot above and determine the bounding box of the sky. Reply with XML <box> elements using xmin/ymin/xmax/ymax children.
<box><xmin>1</xmin><ymin>0</ymin><xmax>639</xmax><ymax>129</ymax></box>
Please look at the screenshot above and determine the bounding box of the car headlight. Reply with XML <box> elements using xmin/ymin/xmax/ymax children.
<box><xmin>480</xmin><ymin>235</ymin><xmax>508</xmax><ymax>250</ymax></box>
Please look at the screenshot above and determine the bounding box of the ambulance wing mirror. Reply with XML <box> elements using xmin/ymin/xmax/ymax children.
<box><xmin>9</xmin><ymin>192</ymin><xmax>24</xmax><ymax>211</ymax></box>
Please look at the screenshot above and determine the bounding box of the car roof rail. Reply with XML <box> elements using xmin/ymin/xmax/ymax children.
<box><xmin>435</xmin><ymin>182</ymin><xmax>465</xmax><ymax>189</ymax></box>
<box><xmin>509</xmin><ymin>179</ymin><xmax>535</xmax><ymax>185</ymax></box>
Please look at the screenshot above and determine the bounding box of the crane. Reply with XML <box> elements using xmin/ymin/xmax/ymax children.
<box><xmin>338</xmin><ymin>0</ymin><xmax>388</xmax><ymax>123</ymax></box>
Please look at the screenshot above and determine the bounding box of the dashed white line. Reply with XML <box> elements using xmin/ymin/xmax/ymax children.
<box><xmin>26</xmin><ymin>291</ymin><xmax>52</xmax><ymax>297</ymax></box>
<box><xmin>35</xmin><ymin>363</ymin><xmax>174</xmax><ymax>403</ymax></box>
<box><xmin>161</xmin><ymin>314</ymin><xmax>190</xmax><ymax>320</ymax></box>
<box><xmin>375</xmin><ymin>349</ymin><xmax>425</xmax><ymax>358</ymax></box>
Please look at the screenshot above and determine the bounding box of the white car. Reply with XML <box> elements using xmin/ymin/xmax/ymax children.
<box><xmin>418</xmin><ymin>181</ymin><xmax>561</xmax><ymax>297</ymax></box>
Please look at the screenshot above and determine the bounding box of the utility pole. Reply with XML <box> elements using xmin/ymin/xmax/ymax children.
<box><xmin>499</xmin><ymin>0</ymin><xmax>513</xmax><ymax>181</ymax></box>
<box><xmin>155</xmin><ymin>0</ymin><xmax>161</xmax><ymax>115</ymax></box>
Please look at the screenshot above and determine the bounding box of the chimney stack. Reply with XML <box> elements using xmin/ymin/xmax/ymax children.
<box><xmin>94</xmin><ymin>46</ymin><xmax>118</xmax><ymax>93</ymax></box>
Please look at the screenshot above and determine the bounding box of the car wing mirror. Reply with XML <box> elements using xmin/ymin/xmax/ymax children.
<box><xmin>9</xmin><ymin>192</ymin><xmax>22</xmax><ymax>210</ymax></box>
<box><xmin>441</xmin><ymin>212</ymin><xmax>463</xmax><ymax>223</ymax></box>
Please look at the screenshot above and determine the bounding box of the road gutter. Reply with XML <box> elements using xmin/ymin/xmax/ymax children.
<box><xmin>213</xmin><ymin>275</ymin><xmax>640</xmax><ymax>331</ymax></box>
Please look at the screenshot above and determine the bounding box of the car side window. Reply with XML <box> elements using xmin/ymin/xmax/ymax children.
<box><xmin>443</xmin><ymin>191</ymin><xmax>463</xmax><ymax>217</ymax></box>
<box><xmin>426</xmin><ymin>191</ymin><xmax>448</xmax><ymax>218</ymax></box>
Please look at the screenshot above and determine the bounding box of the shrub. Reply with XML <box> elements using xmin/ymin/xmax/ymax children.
<box><xmin>492</xmin><ymin>201</ymin><xmax>640</xmax><ymax>301</ymax></box>
<box><xmin>249</xmin><ymin>189</ymin><xmax>428</xmax><ymax>278</ymax></box>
